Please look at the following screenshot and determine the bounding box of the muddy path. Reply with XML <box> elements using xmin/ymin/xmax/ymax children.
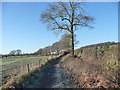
<box><xmin>17</xmin><ymin>54</ymin><xmax>76</xmax><ymax>88</ymax></box>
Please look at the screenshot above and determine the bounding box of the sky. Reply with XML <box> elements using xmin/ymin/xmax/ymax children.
<box><xmin>1</xmin><ymin>2</ymin><xmax>118</xmax><ymax>54</ymax></box>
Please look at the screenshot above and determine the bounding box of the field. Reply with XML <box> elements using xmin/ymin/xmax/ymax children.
<box><xmin>1</xmin><ymin>55</ymin><xmax>48</xmax><ymax>86</ymax></box>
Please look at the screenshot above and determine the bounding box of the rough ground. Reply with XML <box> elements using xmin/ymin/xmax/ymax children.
<box><xmin>60</xmin><ymin>54</ymin><xmax>119</xmax><ymax>88</ymax></box>
<box><xmin>12</xmin><ymin>51</ymin><xmax>119</xmax><ymax>88</ymax></box>
<box><xmin>16</xmin><ymin>55</ymin><xmax>76</xmax><ymax>88</ymax></box>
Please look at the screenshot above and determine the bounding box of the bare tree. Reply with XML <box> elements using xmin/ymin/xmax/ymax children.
<box><xmin>40</xmin><ymin>0</ymin><xmax>94</xmax><ymax>56</ymax></box>
<box><xmin>35</xmin><ymin>49</ymin><xmax>43</xmax><ymax>55</ymax></box>
<box><xmin>60</xmin><ymin>33</ymin><xmax>79</xmax><ymax>51</ymax></box>
<box><xmin>52</xmin><ymin>42</ymin><xmax>61</xmax><ymax>54</ymax></box>
<box><xmin>60</xmin><ymin>34</ymin><xmax>71</xmax><ymax>50</ymax></box>
<box><xmin>9</xmin><ymin>50</ymin><xmax>16</xmax><ymax>55</ymax></box>
<box><xmin>16</xmin><ymin>49</ymin><xmax>22</xmax><ymax>55</ymax></box>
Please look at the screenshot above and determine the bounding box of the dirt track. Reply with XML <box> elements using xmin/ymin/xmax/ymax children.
<box><xmin>18</xmin><ymin>55</ymin><xmax>76</xmax><ymax>88</ymax></box>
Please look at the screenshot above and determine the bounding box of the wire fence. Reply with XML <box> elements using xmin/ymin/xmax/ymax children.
<box><xmin>1</xmin><ymin>56</ymin><xmax>51</xmax><ymax>87</ymax></box>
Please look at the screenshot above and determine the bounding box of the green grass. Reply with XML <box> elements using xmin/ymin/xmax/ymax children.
<box><xmin>1</xmin><ymin>55</ymin><xmax>48</xmax><ymax>72</ymax></box>
<box><xmin>2</xmin><ymin>55</ymin><xmax>48</xmax><ymax>67</ymax></box>
<box><xmin>1</xmin><ymin>55</ymin><xmax>48</xmax><ymax>87</ymax></box>
<box><xmin>1</xmin><ymin>55</ymin><xmax>56</xmax><ymax>88</ymax></box>
<box><xmin>2</xmin><ymin>56</ymin><xmax>47</xmax><ymax>65</ymax></box>
<box><xmin>97</xmin><ymin>46</ymin><xmax>109</xmax><ymax>52</ymax></box>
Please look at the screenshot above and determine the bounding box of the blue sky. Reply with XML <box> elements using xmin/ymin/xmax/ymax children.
<box><xmin>1</xmin><ymin>2</ymin><xmax>118</xmax><ymax>54</ymax></box>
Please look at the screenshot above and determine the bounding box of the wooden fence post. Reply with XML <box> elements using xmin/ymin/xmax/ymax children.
<box><xmin>39</xmin><ymin>59</ymin><xmax>41</xmax><ymax>67</ymax></box>
<box><xmin>27</xmin><ymin>64</ymin><xmax>30</xmax><ymax>73</ymax></box>
<box><xmin>10</xmin><ymin>72</ymin><xmax>15</xmax><ymax>83</ymax></box>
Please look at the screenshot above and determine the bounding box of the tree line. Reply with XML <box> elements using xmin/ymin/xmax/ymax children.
<box><xmin>35</xmin><ymin>33</ymin><xmax>78</xmax><ymax>56</ymax></box>
<box><xmin>1</xmin><ymin>49</ymin><xmax>35</xmax><ymax>58</ymax></box>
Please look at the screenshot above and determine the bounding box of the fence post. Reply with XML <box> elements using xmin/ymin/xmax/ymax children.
<box><xmin>9</xmin><ymin>72</ymin><xmax>15</xmax><ymax>83</ymax></box>
<box><xmin>27</xmin><ymin>64</ymin><xmax>30</xmax><ymax>73</ymax></box>
<box><xmin>39</xmin><ymin>59</ymin><xmax>41</xmax><ymax>67</ymax></box>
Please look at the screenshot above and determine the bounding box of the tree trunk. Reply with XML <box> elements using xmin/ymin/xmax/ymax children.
<box><xmin>71</xmin><ymin>31</ymin><xmax>74</xmax><ymax>57</ymax></box>
<box><xmin>71</xmin><ymin>6</ymin><xmax>74</xmax><ymax>57</ymax></box>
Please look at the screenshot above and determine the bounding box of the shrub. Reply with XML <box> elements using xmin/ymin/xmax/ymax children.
<box><xmin>100</xmin><ymin>46</ymin><xmax>109</xmax><ymax>51</ymax></box>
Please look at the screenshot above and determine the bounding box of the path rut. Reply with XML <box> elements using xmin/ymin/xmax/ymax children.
<box><xmin>19</xmin><ymin>55</ymin><xmax>74</xmax><ymax>88</ymax></box>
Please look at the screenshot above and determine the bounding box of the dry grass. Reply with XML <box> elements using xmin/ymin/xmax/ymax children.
<box><xmin>1</xmin><ymin>55</ymin><xmax>61</xmax><ymax>89</ymax></box>
<box><xmin>2</xmin><ymin>65</ymin><xmax>41</xmax><ymax>89</ymax></box>
<box><xmin>60</xmin><ymin>55</ymin><xmax>119</xmax><ymax>88</ymax></box>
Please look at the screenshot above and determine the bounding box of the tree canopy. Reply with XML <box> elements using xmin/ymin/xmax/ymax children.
<box><xmin>40</xmin><ymin>0</ymin><xmax>94</xmax><ymax>56</ymax></box>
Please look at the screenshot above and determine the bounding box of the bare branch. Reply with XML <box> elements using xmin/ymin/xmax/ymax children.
<box><xmin>59</xmin><ymin>2</ymin><xmax>71</xmax><ymax>18</ymax></box>
<box><xmin>62</xmin><ymin>18</ymin><xmax>72</xmax><ymax>24</ymax></box>
<box><xmin>40</xmin><ymin>1</ymin><xmax>95</xmax><ymax>56</ymax></box>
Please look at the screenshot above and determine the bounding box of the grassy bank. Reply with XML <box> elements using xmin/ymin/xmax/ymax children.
<box><xmin>1</xmin><ymin>55</ymin><xmax>48</xmax><ymax>88</ymax></box>
<box><xmin>60</xmin><ymin>43</ymin><xmax>119</xmax><ymax>88</ymax></box>
<box><xmin>1</xmin><ymin>54</ymin><xmax>61</xmax><ymax>89</ymax></box>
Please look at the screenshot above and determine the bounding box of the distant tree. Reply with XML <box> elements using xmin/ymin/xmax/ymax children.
<box><xmin>40</xmin><ymin>0</ymin><xmax>94</xmax><ymax>56</ymax></box>
<box><xmin>16</xmin><ymin>49</ymin><xmax>22</xmax><ymax>55</ymax></box>
<box><xmin>52</xmin><ymin>42</ymin><xmax>61</xmax><ymax>54</ymax></box>
<box><xmin>44</xmin><ymin>46</ymin><xmax>51</xmax><ymax>55</ymax></box>
<box><xmin>60</xmin><ymin>34</ymin><xmax>71</xmax><ymax>51</ymax></box>
<box><xmin>36</xmin><ymin>49</ymin><xmax>43</xmax><ymax>55</ymax></box>
<box><xmin>9</xmin><ymin>50</ymin><xmax>16</xmax><ymax>55</ymax></box>
<box><xmin>35</xmin><ymin>34</ymin><xmax>79</xmax><ymax>55</ymax></box>
<box><xmin>60</xmin><ymin>33</ymin><xmax>79</xmax><ymax>51</ymax></box>
<box><xmin>9</xmin><ymin>49</ymin><xmax>22</xmax><ymax>56</ymax></box>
